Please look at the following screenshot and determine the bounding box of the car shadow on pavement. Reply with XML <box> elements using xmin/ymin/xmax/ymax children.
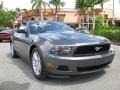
<box><xmin>7</xmin><ymin>53</ymin><xmax>36</xmax><ymax>80</ymax></box>
<box><xmin>0</xmin><ymin>40</ymin><xmax>10</xmax><ymax>43</ymax></box>
<box><xmin>7</xmin><ymin>53</ymin><xmax>106</xmax><ymax>86</ymax></box>
<box><xmin>44</xmin><ymin>71</ymin><xmax>105</xmax><ymax>85</ymax></box>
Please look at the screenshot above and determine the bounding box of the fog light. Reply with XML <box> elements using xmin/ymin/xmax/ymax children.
<box><xmin>57</xmin><ymin>65</ymin><xmax>69</xmax><ymax>71</ymax></box>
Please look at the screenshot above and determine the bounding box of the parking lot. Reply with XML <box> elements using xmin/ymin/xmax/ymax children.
<box><xmin>0</xmin><ymin>42</ymin><xmax>120</xmax><ymax>90</ymax></box>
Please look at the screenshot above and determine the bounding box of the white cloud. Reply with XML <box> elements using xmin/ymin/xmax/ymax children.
<box><xmin>2</xmin><ymin>0</ymin><xmax>32</xmax><ymax>10</ymax></box>
<box><xmin>2</xmin><ymin>0</ymin><xmax>76</xmax><ymax>10</ymax></box>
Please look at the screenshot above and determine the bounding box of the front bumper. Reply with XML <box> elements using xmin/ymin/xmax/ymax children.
<box><xmin>44</xmin><ymin>48</ymin><xmax>115</xmax><ymax>76</ymax></box>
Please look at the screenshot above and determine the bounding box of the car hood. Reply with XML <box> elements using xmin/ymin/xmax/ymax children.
<box><xmin>38</xmin><ymin>31</ymin><xmax>110</xmax><ymax>45</ymax></box>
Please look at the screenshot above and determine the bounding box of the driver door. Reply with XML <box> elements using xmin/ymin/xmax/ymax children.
<box><xmin>14</xmin><ymin>25</ymin><xmax>28</xmax><ymax>56</ymax></box>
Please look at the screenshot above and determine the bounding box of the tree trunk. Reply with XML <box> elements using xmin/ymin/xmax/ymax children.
<box><xmin>101</xmin><ymin>3</ymin><xmax>104</xmax><ymax>26</ymax></box>
<box><xmin>20</xmin><ymin>10</ymin><xmax>23</xmax><ymax>24</ymax></box>
<box><xmin>55</xmin><ymin>6</ymin><xmax>58</xmax><ymax>21</ymax></box>
<box><xmin>81</xmin><ymin>10</ymin><xmax>84</xmax><ymax>27</ymax></box>
<box><xmin>87</xmin><ymin>9</ymin><xmax>90</xmax><ymax>30</ymax></box>
<box><xmin>43</xmin><ymin>4</ymin><xmax>46</xmax><ymax>20</ymax></box>
<box><xmin>93</xmin><ymin>6</ymin><xmax>95</xmax><ymax>30</ymax></box>
<box><xmin>40</xmin><ymin>4</ymin><xmax>42</xmax><ymax>20</ymax></box>
<box><xmin>40</xmin><ymin>9</ymin><xmax>41</xmax><ymax>20</ymax></box>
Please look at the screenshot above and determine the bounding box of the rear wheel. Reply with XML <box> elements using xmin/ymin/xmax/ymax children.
<box><xmin>10</xmin><ymin>43</ymin><xmax>19</xmax><ymax>58</ymax></box>
<box><xmin>31</xmin><ymin>48</ymin><xmax>47</xmax><ymax>80</ymax></box>
<box><xmin>0</xmin><ymin>40</ymin><xmax>2</xmax><ymax>42</ymax></box>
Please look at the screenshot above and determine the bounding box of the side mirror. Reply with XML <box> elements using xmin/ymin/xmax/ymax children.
<box><xmin>75</xmin><ymin>28</ymin><xmax>79</xmax><ymax>31</ymax></box>
<box><xmin>17</xmin><ymin>29</ymin><xmax>29</xmax><ymax>37</ymax></box>
<box><xmin>17</xmin><ymin>29</ymin><xmax>27</xmax><ymax>33</ymax></box>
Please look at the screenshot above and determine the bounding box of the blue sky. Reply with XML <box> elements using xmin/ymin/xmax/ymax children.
<box><xmin>1</xmin><ymin>0</ymin><xmax>120</xmax><ymax>17</ymax></box>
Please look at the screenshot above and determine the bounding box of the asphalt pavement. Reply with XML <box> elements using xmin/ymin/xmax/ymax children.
<box><xmin>0</xmin><ymin>42</ymin><xmax>120</xmax><ymax>90</ymax></box>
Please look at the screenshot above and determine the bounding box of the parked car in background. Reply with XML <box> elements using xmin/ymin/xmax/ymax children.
<box><xmin>0</xmin><ymin>29</ymin><xmax>13</xmax><ymax>42</ymax></box>
<box><xmin>11</xmin><ymin>21</ymin><xmax>115</xmax><ymax>80</ymax></box>
<box><xmin>76</xmin><ymin>27</ymin><xmax>90</xmax><ymax>34</ymax></box>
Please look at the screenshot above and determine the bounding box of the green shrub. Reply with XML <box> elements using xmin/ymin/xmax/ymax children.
<box><xmin>93</xmin><ymin>29</ymin><xmax>120</xmax><ymax>42</ymax></box>
<box><xmin>93</xmin><ymin>15</ymin><xmax>120</xmax><ymax>42</ymax></box>
<box><xmin>95</xmin><ymin>15</ymin><xmax>104</xmax><ymax>31</ymax></box>
<box><xmin>111</xmin><ymin>30</ymin><xmax>120</xmax><ymax>42</ymax></box>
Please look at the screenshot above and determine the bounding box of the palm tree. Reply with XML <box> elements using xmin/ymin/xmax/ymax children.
<box><xmin>15</xmin><ymin>8</ymin><xmax>21</xmax><ymax>13</ymax></box>
<box><xmin>22</xmin><ymin>9</ymin><xmax>28</xmax><ymax>12</ymax></box>
<box><xmin>75</xmin><ymin>0</ymin><xmax>92</xmax><ymax>27</ymax></box>
<box><xmin>49</xmin><ymin>0</ymin><xmax>65</xmax><ymax>20</ymax></box>
<box><xmin>31</xmin><ymin>0</ymin><xmax>50</xmax><ymax>20</ymax></box>
<box><xmin>75</xmin><ymin>0</ymin><xmax>109</xmax><ymax>29</ymax></box>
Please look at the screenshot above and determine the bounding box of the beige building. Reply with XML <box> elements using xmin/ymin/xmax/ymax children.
<box><xmin>102</xmin><ymin>9</ymin><xmax>113</xmax><ymax>19</ymax></box>
<box><xmin>14</xmin><ymin>8</ymin><xmax>115</xmax><ymax>29</ymax></box>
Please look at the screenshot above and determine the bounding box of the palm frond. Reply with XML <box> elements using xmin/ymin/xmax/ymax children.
<box><xmin>32</xmin><ymin>2</ymin><xmax>37</xmax><ymax>9</ymax></box>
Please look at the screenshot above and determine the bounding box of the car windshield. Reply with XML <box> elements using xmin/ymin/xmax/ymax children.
<box><xmin>29</xmin><ymin>21</ymin><xmax>73</xmax><ymax>34</ymax></box>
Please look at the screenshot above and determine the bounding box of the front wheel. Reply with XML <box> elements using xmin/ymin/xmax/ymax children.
<box><xmin>31</xmin><ymin>48</ymin><xmax>47</xmax><ymax>80</ymax></box>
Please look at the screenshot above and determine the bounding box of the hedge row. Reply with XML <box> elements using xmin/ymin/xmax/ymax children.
<box><xmin>93</xmin><ymin>30</ymin><xmax>120</xmax><ymax>42</ymax></box>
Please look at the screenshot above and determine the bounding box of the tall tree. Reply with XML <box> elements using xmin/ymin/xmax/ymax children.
<box><xmin>31</xmin><ymin>0</ymin><xmax>50</xmax><ymax>20</ymax></box>
<box><xmin>22</xmin><ymin>9</ymin><xmax>28</xmax><ymax>12</ymax></box>
<box><xmin>0</xmin><ymin>9</ymin><xmax>17</xmax><ymax>28</ymax></box>
<box><xmin>49</xmin><ymin>0</ymin><xmax>65</xmax><ymax>20</ymax></box>
<box><xmin>15</xmin><ymin>8</ymin><xmax>21</xmax><ymax>13</ymax></box>
<box><xmin>75</xmin><ymin>0</ymin><xmax>109</xmax><ymax>29</ymax></box>
<box><xmin>75</xmin><ymin>0</ymin><xmax>89</xmax><ymax>27</ymax></box>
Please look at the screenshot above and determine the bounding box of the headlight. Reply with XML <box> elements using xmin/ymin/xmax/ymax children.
<box><xmin>50</xmin><ymin>46</ymin><xmax>71</xmax><ymax>56</ymax></box>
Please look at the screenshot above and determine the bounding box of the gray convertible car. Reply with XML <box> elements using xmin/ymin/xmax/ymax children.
<box><xmin>10</xmin><ymin>20</ymin><xmax>115</xmax><ymax>80</ymax></box>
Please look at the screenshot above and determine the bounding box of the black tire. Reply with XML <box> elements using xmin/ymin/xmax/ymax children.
<box><xmin>31</xmin><ymin>48</ymin><xmax>47</xmax><ymax>80</ymax></box>
<box><xmin>10</xmin><ymin>43</ymin><xmax>19</xmax><ymax>58</ymax></box>
<box><xmin>0</xmin><ymin>40</ymin><xmax>2</xmax><ymax>42</ymax></box>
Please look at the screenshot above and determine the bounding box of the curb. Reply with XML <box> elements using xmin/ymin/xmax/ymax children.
<box><xmin>112</xmin><ymin>42</ymin><xmax>120</xmax><ymax>46</ymax></box>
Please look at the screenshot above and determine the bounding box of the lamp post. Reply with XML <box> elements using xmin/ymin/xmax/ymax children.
<box><xmin>112</xmin><ymin>0</ymin><xmax>115</xmax><ymax>25</ymax></box>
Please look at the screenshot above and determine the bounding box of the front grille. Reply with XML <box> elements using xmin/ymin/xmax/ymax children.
<box><xmin>77</xmin><ymin>61</ymin><xmax>111</xmax><ymax>72</ymax></box>
<box><xmin>73</xmin><ymin>44</ymin><xmax>110</xmax><ymax>56</ymax></box>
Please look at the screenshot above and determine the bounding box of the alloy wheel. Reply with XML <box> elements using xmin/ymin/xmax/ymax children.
<box><xmin>32</xmin><ymin>51</ymin><xmax>42</xmax><ymax>76</ymax></box>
